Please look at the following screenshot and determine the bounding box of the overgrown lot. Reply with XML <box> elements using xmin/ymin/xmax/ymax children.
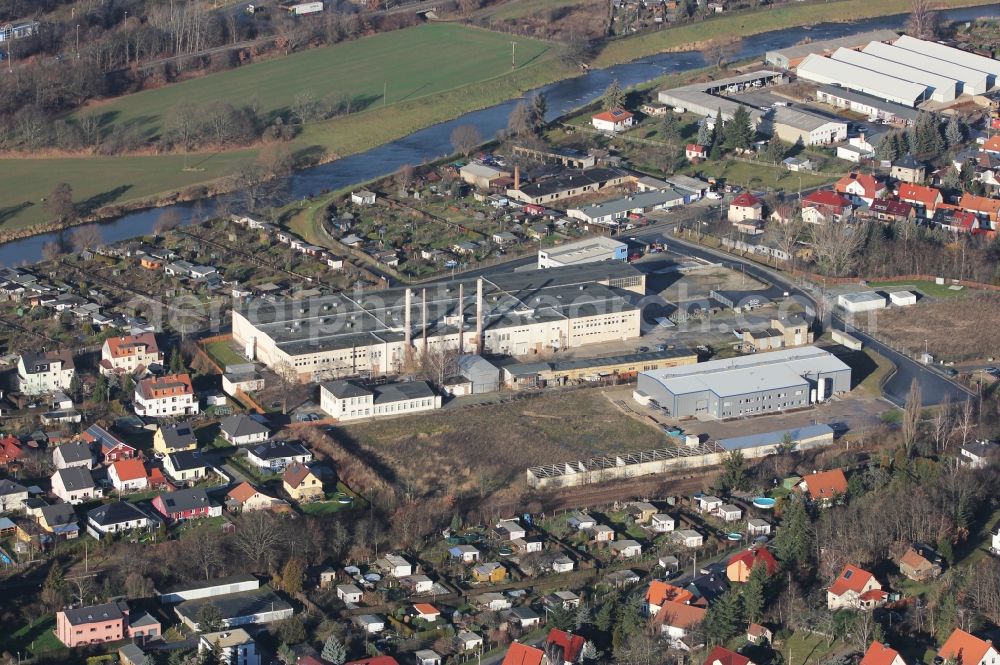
<box><xmin>874</xmin><ymin>292</ymin><xmax>1000</xmax><ymax>362</ymax></box>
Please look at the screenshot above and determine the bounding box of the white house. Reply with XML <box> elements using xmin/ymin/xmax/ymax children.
<box><xmin>716</xmin><ymin>504</ymin><xmax>743</xmax><ymax>522</ymax></box>
<box><xmin>198</xmin><ymin>629</ymin><xmax>260</xmax><ymax>665</ymax></box>
<box><xmin>0</xmin><ymin>479</ymin><xmax>29</xmax><ymax>512</ymax></box>
<box><xmin>827</xmin><ymin>565</ymin><xmax>885</xmax><ymax>610</ymax></box>
<box><xmin>133</xmin><ymin>373</ymin><xmax>199</xmax><ymax>418</ymax></box>
<box><xmin>219</xmin><ymin>415</ymin><xmax>270</xmax><ymax>446</ymax></box>
<box><xmin>51</xmin><ymin>467</ymin><xmax>102</xmax><ymax>504</ymax></box>
<box><xmin>694</xmin><ymin>495</ymin><xmax>723</xmax><ymax>514</ymax></box>
<box><xmin>650</xmin><ymin>514</ymin><xmax>675</xmax><ymax>533</ymax></box>
<box><xmin>100</xmin><ymin>333</ymin><xmax>162</xmax><ymax>376</ymax></box>
<box><xmin>108</xmin><ymin>460</ymin><xmax>149</xmax><ymax>493</ymax></box>
<box><xmin>611</xmin><ymin>540</ymin><xmax>643</xmax><ymax>558</ymax></box>
<box><xmin>938</xmin><ymin>629</ymin><xmax>1000</xmax><ymax>665</ymax></box>
<box><xmin>320</xmin><ymin>380</ymin><xmax>441</xmax><ymax>421</ymax></box>
<box><xmin>355</xmin><ymin>615</ymin><xmax>385</xmax><ymax>634</ymax></box>
<box><xmin>401</xmin><ymin>574</ymin><xmax>434</xmax><ymax>594</ymax></box>
<box><xmin>86</xmin><ymin>501</ymin><xmax>152</xmax><ymax>538</ymax></box>
<box><xmin>497</xmin><ymin>519</ymin><xmax>526</xmax><ymax>540</ymax></box>
<box><xmin>552</xmin><ymin>556</ymin><xmax>575</xmax><ymax>573</ymax></box>
<box><xmin>960</xmin><ymin>440</ymin><xmax>998</xmax><ymax>469</ymax></box>
<box><xmin>990</xmin><ymin>521</ymin><xmax>1000</xmax><ymax>554</ymax></box>
<box><xmin>457</xmin><ymin>631</ymin><xmax>483</xmax><ymax>653</ymax></box>
<box><xmin>337</xmin><ymin>584</ymin><xmax>363</xmax><ymax>604</ymax></box>
<box><xmin>592</xmin><ymin>109</ymin><xmax>635</xmax><ymax>133</ymax></box>
<box><xmin>376</xmin><ymin>554</ymin><xmax>413</xmax><ymax>578</ymax></box>
<box><xmin>52</xmin><ymin>442</ymin><xmax>94</xmax><ymax>470</ymax></box>
<box><xmin>18</xmin><ymin>350</ymin><xmax>75</xmax><ymax>396</ymax></box>
<box><xmin>163</xmin><ymin>451</ymin><xmax>208</xmax><ymax>485</ymax></box>
<box><xmin>245</xmin><ymin>441</ymin><xmax>312</xmax><ymax>472</ymax></box>
<box><xmin>673</xmin><ymin>529</ymin><xmax>704</xmax><ymax>548</ymax></box>
<box><xmin>449</xmin><ymin>545</ymin><xmax>481</xmax><ymax>563</ymax></box>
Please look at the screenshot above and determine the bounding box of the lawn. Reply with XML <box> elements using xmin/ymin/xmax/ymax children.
<box><xmin>592</xmin><ymin>0</ymin><xmax>999</xmax><ymax>67</ymax></box>
<box><xmin>680</xmin><ymin>159</ymin><xmax>836</xmax><ymax>192</ymax></box>
<box><xmin>866</xmin><ymin>279</ymin><xmax>975</xmax><ymax>299</ymax></box>
<box><xmin>335</xmin><ymin>389</ymin><xmax>667</xmax><ymax>495</ymax></box>
<box><xmin>72</xmin><ymin>24</ymin><xmax>554</xmax><ymax>140</ymax></box>
<box><xmin>203</xmin><ymin>339</ymin><xmax>247</xmax><ymax>369</ymax></box>
<box><xmin>0</xmin><ymin>616</ymin><xmax>66</xmax><ymax>658</ymax></box>
<box><xmin>0</xmin><ymin>24</ymin><xmax>566</xmax><ymax>235</ymax></box>
<box><xmin>778</xmin><ymin>631</ymin><xmax>846</xmax><ymax>665</ymax></box>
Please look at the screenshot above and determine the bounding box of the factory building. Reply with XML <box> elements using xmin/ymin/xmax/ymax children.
<box><xmin>831</xmin><ymin>47</ymin><xmax>958</xmax><ymax>103</ymax></box>
<box><xmin>566</xmin><ymin>188</ymin><xmax>689</xmax><ymax>226</ymax></box>
<box><xmin>764</xmin><ymin>29</ymin><xmax>901</xmax><ymax>69</ymax></box>
<box><xmin>232</xmin><ymin>263</ymin><xmax>646</xmax><ymax>382</ymax></box>
<box><xmin>862</xmin><ymin>41</ymin><xmax>988</xmax><ymax>96</ymax></box>
<box><xmin>894</xmin><ymin>35</ymin><xmax>1000</xmax><ymax>85</ymax></box>
<box><xmin>538</xmin><ymin>236</ymin><xmax>628</xmax><ymax>269</ymax></box>
<box><xmin>768</xmin><ymin>107</ymin><xmax>848</xmax><ymax>146</ymax></box>
<box><xmin>795</xmin><ymin>54</ymin><xmax>928</xmax><ymax>106</ymax></box>
<box><xmin>815</xmin><ymin>85</ymin><xmax>919</xmax><ymax>125</ymax></box>
<box><xmin>634</xmin><ymin>346</ymin><xmax>852</xmax><ymax>419</ymax></box>
<box><xmin>657</xmin><ymin>70</ymin><xmax>784</xmax><ymax>123</ymax></box>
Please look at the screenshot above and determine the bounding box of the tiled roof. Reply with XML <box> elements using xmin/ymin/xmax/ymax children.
<box><xmin>705</xmin><ymin>645</ymin><xmax>753</xmax><ymax>665</ymax></box>
<box><xmin>860</xmin><ymin>642</ymin><xmax>903</xmax><ymax>665</ymax></box>
<box><xmin>801</xmin><ymin>468</ymin><xmax>848</xmax><ymax>500</ymax></box>
<box><xmin>938</xmin><ymin>629</ymin><xmax>994</xmax><ymax>665</ymax></box>
<box><xmin>502</xmin><ymin>643</ymin><xmax>545</xmax><ymax>665</ymax></box>
<box><xmin>829</xmin><ymin>564</ymin><xmax>876</xmax><ymax>596</ymax></box>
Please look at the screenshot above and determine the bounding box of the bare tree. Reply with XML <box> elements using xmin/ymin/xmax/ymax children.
<box><xmin>273</xmin><ymin>360</ymin><xmax>298</xmax><ymax>415</ymax></box>
<box><xmin>765</xmin><ymin>216</ymin><xmax>804</xmax><ymax>268</ymax></box>
<box><xmin>291</xmin><ymin>89</ymin><xmax>318</xmax><ymax>125</ymax></box>
<box><xmin>154</xmin><ymin>209</ymin><xmax>183</xmax><ymax>234</ymax></box>
<box><xmin>184</xmin><ymin>531</ymin><xmax>223</xmax><ymax>580</ymax></box>
<box><xmin>46</xmin><ymin>182</ymin><xmax>76</xmax><ymax>231</ymax></box>
<box><xmin>450</xmin><ymin>125</ymin><xmax>483</xmax><ymax>157</ymax></box>
<box><xmin>930</xmin><ymin>395</ymin><xmax>952</xmax><ymax>455</ymax></box>
<box><xmin>955</xmin><ymin>398</ymin><xmax>977</xmax><ymax>450</ymax></box>
<box><xmin>42</xmin><ymin>241</ymin><xmax>66</xmax><ymax>262</ymax></box>
<box><xmin>235</xmin><ymin>512</ymin><xmax>283</xmax><ymax>572</ymax></box>
<box><xmin>395</xmin><ymin>164</ymin><xmax>415</xmax><ymax>191</ymax></box>
<box><xmin>809</xmin><ymin>220</ymin><xmax>867</xmax><ymax>277</ymax></box>
<box><xmin>419</xmin><ymin>344</ymin><xmax>461</xmax><ymax>389</ymax></box>
<box><xmin>906</xmin><ymin>0</ymin><xmax>941</xmax><ymax>39</ymax></box>
<box><xmin>702</xmin><ymin>37</ymin><xmax>743</xmax><ymax>70</ymax></box>
<box><xmin>230</xmin><ymin>145</ymin><xmax>292</xmax><ymax>212</ymax></box>
<box><xmin>902</xmin><ymin>378</ymin><xmax>922</xmax><ymax>454</ymax></box>
<box><xmin>71</xmin><ymin>224</ymin><xmax>103</xmax><ymax>252</ymax></box>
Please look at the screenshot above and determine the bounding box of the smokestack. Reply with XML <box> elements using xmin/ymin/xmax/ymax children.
<box><xmin>514</xmin><ymin>164</ymin><xmax>521</xmax><ymax>191</ymax></box>
<box><xmin>421</xmin><ymin>288</ymin><xmax>428</xmax><ymax>356</ymax></box>
<box><xmin>476</xmin><ymin>278</ymin><xmax>484</xmax><ymax>352</ymax></box>
<box><xmin>458</xmin><ymin>282</ymin><xmax>464</xmax><ymax>356</ymax></box>
<box><xmin>404</xmin><ymin>288</ymin><xmax>412</xmax><ymax>348</ymax></box>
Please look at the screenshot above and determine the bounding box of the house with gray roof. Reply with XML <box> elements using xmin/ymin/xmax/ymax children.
<box><xmin>320</xmin><ymin>380</ymin><xmax>441</xmax><ymax>422</ymax></box>
<box><xmin>220</xmin><ymin>414</ymin><xmax>270</xmax><ymax>446</ymax></box>
<box><xmin>51</xmin><ymin>467</ymin><xmax>101</xmax><ymax>504</ymax></box>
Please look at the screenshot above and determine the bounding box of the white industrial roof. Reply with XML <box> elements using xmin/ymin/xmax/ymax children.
<box><xmin>796</xmin><ymin>54</ymin><xmax>927</xmax><ymax>107</ymax></box>
<box><xmin>894</xmin><ymin>35</ymin><xmax>1000</xmax><ymax>78</ymax></box>
<box><xmin>641</xmin><ymin>346</ymin><xmax>850</xmax><ymax>398</ymax></box>
<box><xmin>772</xmin><ymin>106</ymin><xmax>846</xmax><ymax>132</ymax></box>
<box><xmin>838</xmin><ymin>290</ymin><xmax>885</xmax><ymax>304</ymax></box>
<box><xmin>543</xmin><ymin>236</ymin><xmax>626</xmax><ymax>263</ymax></box>
<box><xmin>461</xmin><ymin>163</ymin><xmax>506</xmax><ymax>178</ymax></box>
<box><xmin>863</xmin><ymin>41</ymin><xmax>988</xmax><ymax>95</ymax></box>
<box><xmin>832</xmin><ymin>48</ymin><xmax>957</xmax><ymax>101</ymax></box>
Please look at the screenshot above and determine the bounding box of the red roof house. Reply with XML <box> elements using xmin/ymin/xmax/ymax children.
<box><xmin>81</xmin><ymin>424</ymin><xmax>136</xmax><ymax>463</ymax></box>
<box><xmin>592</xmin><ymin>109</ymin><xmax>635</xmax><ymax>133</ymax></box>
<box><xmin>686</xmin><ymin>144</ymin><xmax>708</xmax><ymax>160</ymax></box>
<box><xmin>859</xmin><ymin>642</ymin><xmax>906</xmax><ymax>665</ymax></box>
<box><xmin>827</xmin><ymin>564</ymin><xmax>884</xmax><ymax>609</ymax></box>
<box><xmin>836</xmin><ymin>172</ymin><xmax>886</xmax><ymax>205</ymax></box>
<box><xmin>726</xmin><ymin>547</ymin><xmax>779</xmax><ymax>582</ymax></box>
<box><xmin>868</xmin><ymin>198</ymin><xmax>914</xmax><ymax>222</ymax></box>
<box><xmin>546</xmin><ymin>629</ymin><xmax>586</xmax><ymax>665</ymax></box>
<box><xmin>938</xmin><ymin>629</ymin><xmax>1000</xmax><ymax>665</ymax></box>
<box><xmin>0</xmin><ymin>435</ymin><xmax>23</xmax><ymax>467</ymax></box>
<box><xmin>801</xmin><ymin>190</ymin><xmax>853</xmax><ymax>224</ymax></box>
<box><xmin>502</xmin><ymin>643</ymin><xmax>545</xmax><ymax>665</ymax></box>
<box><xmin>799</xmin><ymin>468</ymin><xmax>848</xmax><ymax>504</ymax></box>
<box><xmin>897</xmin><ymin>183</ymin><xmax>943</xmax><ymax>217</ymax></box>
<box><xmin>704</xmin><ymin>646</ymin><xmax>755</xmax><ymax>665</ymax></box>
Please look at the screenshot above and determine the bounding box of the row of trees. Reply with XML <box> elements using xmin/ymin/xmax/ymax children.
<box><xmin>874</xmin><ymin>112</ymin><xmax>965</xmax><ymax>163</ymax></box>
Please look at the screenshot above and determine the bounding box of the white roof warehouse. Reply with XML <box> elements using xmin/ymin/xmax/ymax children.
<box><xmin>795</xmin><ymin>54</ymin><xmax>928</xmax><ymax>107</ymax></box>
<box><xmin>634</xmin><ymin>346</ymin><xmax>851</xmax><ymax>419</ymax></box>
<box><xmin>567</xmin><ymin>188</ymin><xmax>689</xmax><ymax>226</ymax></box>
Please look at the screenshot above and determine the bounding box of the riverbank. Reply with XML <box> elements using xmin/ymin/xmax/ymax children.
<box><xmin>593</xmin><ymin>0</ymin><xmax>999</xmax><ymax>66</ymax></box>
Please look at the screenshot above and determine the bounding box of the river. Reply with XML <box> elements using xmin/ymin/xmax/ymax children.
<box><xmin>4</xmin><ymin>4</ymin><xmax>999</xmax><ymax>266</ymax></box>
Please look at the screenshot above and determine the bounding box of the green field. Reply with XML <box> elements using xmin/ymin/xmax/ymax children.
<box><xmin>679</xmin><ymin>159</ymin><xmax>836</xmax><ymax>191</ymax></box>
<box><xmin>0</xmin><ymin>24</ymin><xmax>563</xmax><ymax>235</ymax></box>
<box><xmin>203</xmin><ymin>339</ymin><xmax>248</xmax><ymax>368</ymax></box>
<box><xmin>73</xmin><ymin>23</ymin><xmax>553</xmax><ymax>141</ymax></box>
<box><xmin>593</xmin><ymin>0</ymin><xmax>999</xmax><ymax>66</ymax></box>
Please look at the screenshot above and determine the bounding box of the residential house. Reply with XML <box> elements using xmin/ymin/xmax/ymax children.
<box><xmin>898</xmin><ymin>544</ymin><xmax>943</xmax><ymax>581</ymax></box>
<box><xmin>282</xmin><ymin>463</ymin><xmax>323</xmax><ymax>502</ymax></box>
<box><xmin>726</xmin><ymin>547</ymin><xmax>779</xmax><ymax>583</ymax></box>
<box><xmin>646</xmin><ymin>580</ymin><xmax>695</xmax><ymax>615</ymax></box>
<box><xmin>868</xmin><ymin>198</ymin><xmax>914</xmax><ymax>223</ymax></box>
<box><xmin>654</xmin><ymin>600</ymin><xmax>707</xmax><ymax>649</ymax></box>
<box><xmin>472</xmin><ymin>562</ymin><xmax>507</xmax><ymax>583</ymax></box>
<box><xmin>87</xmin><ymin>501</ymin><xmax>153</xmax><ymax>538</ymax></box>
<box><xmin>108</xmin><ymin>459</ymin><xmax>149</xmax><ymax>493</ymax></box>
<box><xmin>492</xmin><ymin>231</ymin><xmax>518</xmax><ymax>246</ymax></box>
<box><xmin>219</xmin><ymin>414</ymin><xmax>270</xmax><ymax>446</ymax></box>
<box><xmin>17</xmin><ymin>350</ymin><xmax>75</xmax><ymax>396</ymax></box>
<box><xmin>152</xmin><ymin>488</ymin><xmax>219</xmax><ymax>521</ymax></box>
<box><xmin>449</xmin><ymin>545</ymin><xmax>481</xmax><ymax>563</ymax></box>
<box><xmin>38</xmin><ymin>503</ymin><xmax>79</xmax><ymax>539</ymax></box>
<box><xmin>496</xmin><ymin>519</ymin><xmax>526</xmax><ymax>540</ymax></box>
<box><xmin>958</xmin><ymin>193</ymin><xmax>1000</xmax><ymax>228</ymax></box>
<box><xmin>704</xmin><ymin>646</ymin><xmax>756</xmax><ymax>665</ymax></box>
<box><xmin>747</xmin><ymin>519</ymin><xmax>771</xmax><ymax>536</ymax></box>
<box><xmin>400</xmin><ymin>575</ymin><xmax>434</xmax><ymax>594</ymax></box>
<box><xmin>100</xmin><ymin>333</ymin><xmax>162</xmax><ymax>376</ymax></box>
<box><xmin>53</xmin><ymin>442</ymin><xmax>94</xmax><ymax>470</ymax></box>
<box><xmin>320</xmin><ymin>380</ymin><xmax>442</xmax><ymax>422</ymax></box>
<box><xmin>134</xmin><ymin>373</ymin><xmax>199</xmax><ymax>418</ymax></box>
<box><xmin>0</xmin><ymin>435</ymin><xmax>22</xmax><ymax>469</ymax></box>
<box><xmin>507</xmin><ymin>606</ymin><xmax>541</xmax><ymax>629</ymax></box>
<box><xmin>52</xmin><ymin>467</ymin><xmax>101</xmax><ymax>504</ymax></box>
<box><xmin>936</xmin><ymin>208</ymin><xmax>981</xmax><ymax>234</ymax></box>
<box><xmin>375</xmin><ymin>554</ymin><xmax>412</xmax><ymax>578</ymax></box>
<box><xmin>827</xmin><ymin>564</ymin><xmax>886</xmax><ymax>610</ymax></box>
<box><xmin>891</xmin><ymin>154</ymin><xmax>926</xmax><ymax>184</ymax></box>
<box><xmin>82</xmin><ymin>425</ymin><xmax>136</xmax><ymax>463</ymax></box>
<box><xmin>226</xmin><ymin>482</ymin><xmax>279</xmax><ymax>512</ymax></box>
<box><xmin>799</xmin><ymin>468</ymin><xmax>848</xmax><ymax>505</ymax></box>
<box><xmin>959</xmin><ymin>440</ymin><xmax>998</xmax><ymax>469</ymax></box>
<box><xmin>198</xmin><ymin>629</ymin><xmax>260</xmax><ymax>665</ymax></box>
<box><xmin>411</xmin><ymin>603</ymin><xmax>440</xmax><ymax>623</ymax></box>
<box><xmin>627</xmin><ymin>501</ymin><xmax>658</xmax><ymax>524</ymax></box>
<box><xmin>337</xmin><ymin>584</ymin><xmax>364</xmax><ymax>604</ymax></box>
<box><xmin>801</xmin><ymin>191</ymin><xmax>853</xmax><ymax>224</ymax></box>
<box><xmin>859</xmin><ymin>643</ymin><xmax>907</xmax><ymax>665</ymax></box>
<box><xmin>546</xmin><ymin>629</ymin><xmax>586</xmax><ymax>665</ymax></box>
<box><xmin>650</xmin><ymin>513</ymin><xmax>675</xmax><ymax>532</ymax></box>
<box><xmin>592</xmin><ymin>109</ymin><xmax>635</xmax><ymax>133</ymax></box>
<box><xmin>351</xmin><ymin>190</ymin><xmax>376</xmax><ymax>205</ymax></box>
<box><xmin>686</xmin><ymin>144</ymin><xmax>708</xmax><ymax>161</ymax></box>
<box><xmin>611</xmin><ymin>539</ymin><xmax>643</xmax><ymax>558</ymax></box>
<box><xmin>673</xmin><ymin>529</ymin><xmax>704</xmax><ymax>548</ymax></box>
<box><xmin>728</xmin><ymin>192</ymin><xmax>764</xmax><ymax>226</ymax></box>
<box><xmin>163</xmin><ymin>451</ymin><xmax>207</xmax><ymax>485</ymax></box>
<box><xmin>835</xmin><ymin>173</ymin><xmax>886</xmax><ymax>206</ymax></box>
<box><xmin>897</xmin><ymin>183</ymin><xmax>942</xmax><ymax>218</ymax></box>
<box><xmin>56</xmin><ymin>600</ymin><xmax>129</xmax><ymax>647</ymax></box>
<box><xmin>0</xmin><ymin>479</ymin><xmax>29</xmax><ymax>512</ymax></box>
<box><xmin>501</xmin><ymin>643</ymin><xmax>545</xmax><ymax>665</ymax></box>
<box><xmin>512</xmin><ymin>537</ymin><xmax>544</xmax><ymax>553</ymax></box>
<box><xmin>938</xmin><ymin>629</ymin><xmax>999</xmax><ymax>665</ymax></box>
<box><xmin>747</xmin><ymin>624</ymin><xmax>773</xmax><ymax>645</ymax></box>
<box><xmin>153</xmin><ymin>422</ymin><xmax>198</xmax><ymax>455</ymax></box>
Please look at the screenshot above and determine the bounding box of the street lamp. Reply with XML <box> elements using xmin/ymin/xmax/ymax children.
<box><xmin>76</xmin><ymin>24</ymin><xmax>80</xmax><ymax>59</ymax></box>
